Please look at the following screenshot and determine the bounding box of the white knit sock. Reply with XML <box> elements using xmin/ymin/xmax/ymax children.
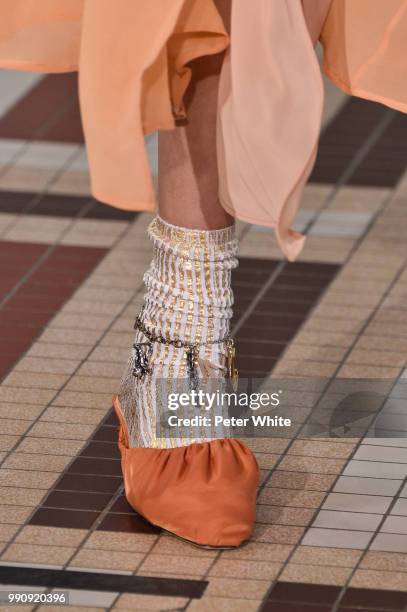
<box><xmin>118</xmin><ymin>216</ymin><xmax>238</xmax><ymax>448</ymax></box>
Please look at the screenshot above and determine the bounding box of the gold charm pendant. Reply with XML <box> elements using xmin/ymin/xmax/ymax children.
<box><xmin>132</xmin><ymin>342</ymin><xmax>153</xmax><ymax>378</ymax></box>
<box><xmin>226</xmin><ymin>338</ymin><xmax>239</xmax><ymax>382</ymax></box>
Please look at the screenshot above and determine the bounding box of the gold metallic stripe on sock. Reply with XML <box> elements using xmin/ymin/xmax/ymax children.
<box><xmin>120</xmin><ymin>215</ymin><xmax>238</xmax><ymax>449</ymax></box>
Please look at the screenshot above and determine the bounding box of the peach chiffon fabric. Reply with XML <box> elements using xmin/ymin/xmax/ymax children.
<box><xmin>0</xmin><ymin>0</ymin><xmax>406</xmax><ymax>259</ymax></box>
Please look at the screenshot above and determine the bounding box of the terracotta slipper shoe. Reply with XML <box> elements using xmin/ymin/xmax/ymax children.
<box><xmin>113</xmin><ymin>394</ymin><xmax>259</xmax><ymax>549</ymax></box>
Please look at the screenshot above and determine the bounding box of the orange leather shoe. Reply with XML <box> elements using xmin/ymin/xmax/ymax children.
<box><xmin>113</xmin><ymin>395</ymin><xmax>259</xmax><ymax>548</ymax></box>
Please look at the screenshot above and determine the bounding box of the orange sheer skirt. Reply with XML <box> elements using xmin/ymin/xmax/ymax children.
<box><xmin>0</xmin><ymin>0</ymin><xmax>406</xmax><ymax>259</ymax></box>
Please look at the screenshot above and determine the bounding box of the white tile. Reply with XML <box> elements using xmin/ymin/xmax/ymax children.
<box><xmin>362</xmin><ymin>438</ymin><xmax>407</xmax><ymax>448</ymax></box>
<box><xmin>323</xmin><ymin>492</ymin><xmax>392</xmax><ymax>514</ymax></box>
<box><xmin>370</xmin><ymin>533</ymin><xmax>407</xmax><ymax>553</ymax></box>
<box><xmin>0</xmin><ymin>561</ymin><xmax>62</xmax><ymax>570</ymax></box>
<box><xmin>16</xmin><ymin>142</ymin><xmax>80</xmax><ymax>169</ymax></box>
<box><xmin>0</xmin><ymin>139</ymin><xmax>27</xmax><ymax>164</ymax></box>
<box><xmin>317</xmin><ymin>210</ymin><xmax>374</xmax><ymax>225</ymax></box>
<box><xmin>302</xmin><ymin>527</ymin><xmax>372</xmax><ymax>549</ymax></box>
<box><xmin>381</xmin><ymin>516</ymin><xmax>407</xmax><ymax>534</ymax></box>
<box><xmin>354</xmin><ymin>445</ymin><xmax>407</xmax><ymax>464</ymax></box>
<box><xmin>66</xmin><ymin>147</ymin><xmax>88</xmax><ymax>171</ymax></box>
<box><xmin>145</xmin><ymin>133</ymin><xmax>157</xmax><ymax>177</ymax></box>
<box><xmin>343</xmin><ymin>460</ymin><xmax>407</xmax><ymax>480</ymax></box>
<box><xmin>313</xmin><ymin>510</ymin><xmax>382</xmax><ymax>531</ymax></box>
<box><xmin>0</xmin><ymin>212</ymin><xmax>18</xmax><ymax>233</ymax></box>
<box><xmin>309</xmin><ymin>224</ymin><xmax>365</xmax><ymax>238</ymax></box>
<box><xmin>334</xmin><ymin>476</ymin><xmax>402</xmax><ymax>497</ymax></box>
<box><xmin>391</xmin><ymin>499</ymin><xmax>407</xmax><ymax>516</ymax></box>
<box><xmin>54</xmin><ymin>588</ymin><xmax>118</xmax><ymax>607</ymax></box>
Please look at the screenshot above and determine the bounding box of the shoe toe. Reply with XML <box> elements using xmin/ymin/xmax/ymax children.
<box><xmin>124</xmin><ymin>439</ymin><xmax>259</xmax><ymax>548</ymax></box>
<box><xmin>113</xmin><ymin>396</ymin><xmax>259</xmax><ymax>548</ymax></box>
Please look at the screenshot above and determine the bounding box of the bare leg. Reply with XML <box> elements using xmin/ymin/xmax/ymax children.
<box><xmin>158</xmin><ymin>0</ymin><xmax>232</xmax><ymax>230</ymax></box>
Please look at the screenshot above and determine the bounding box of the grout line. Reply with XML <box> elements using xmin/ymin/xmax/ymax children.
<box><xmin>255</xmin><ymin>129</ymin><xmax>407</xmax><ymax>612</ymax></box>
<box><xmin>0</xmin><ymin>196</ymin><xmax>96</xmax><ymax>311</ymax></box>
<box><xmin>0</xmin><ymin>95</ymin><xmax>406</xmax><ymax>607</ymax></box>
<box><xmin>0</xmin><ymin>217</ymin><xmax>148</xmax><ymax>556</ymax></box>
<box><xmin>231</xmin><ymin>262</ymin><xmax>286</xmax><ymax>337</ymax></box>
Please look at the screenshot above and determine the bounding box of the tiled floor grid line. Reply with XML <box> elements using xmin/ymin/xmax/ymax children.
<box><xmin>0</xmin><ymin>70</ymin><xmax>406</xmax><ymax>611</ymax></box>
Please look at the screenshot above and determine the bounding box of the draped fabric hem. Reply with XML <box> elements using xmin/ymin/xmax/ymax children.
<box><xmin>324</xmin><ymin>63</ymin><xmax>407</xmax><ymax>115</ymax></box>
<box><xmin>91</xmin><ymin>191</ymin><xmax>156</xmax><ymax>212</ymax></box>
<box><xmin>0</xmin><ymin>60</ymin><xmax>77</xmax><ymax>72</ymax></box>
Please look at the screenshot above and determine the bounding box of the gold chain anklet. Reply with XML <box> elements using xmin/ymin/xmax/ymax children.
<box><xmin>132</xmin><ymin>314</ymin><xmax>238</xmax><ymax>390</ymax></box>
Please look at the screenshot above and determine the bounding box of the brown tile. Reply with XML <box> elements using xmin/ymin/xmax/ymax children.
<box><xmin>5</xmin><ymin>293</ymin><xmax>67</xmax><ymax>314</ymax></box>
<box><xmin>137</xmin><ymin>570</ymin><xmax>202</xmax><ymax>582</ymax></box>
<box><xmin>1</xmin><ymin>542</ymin><xmax>75</xmax><ymax>565</ymax></box>
<box><xmin>54</xmin><ymin>473</ymin><xmax>122</xmax><ymax>494</ymax></box>
<box><xmin>258</xmin><ymin>488</ymin><xmax>325</xmax><ymax>509</ymax></box>
<box><xmin>291</xmin><ymin>545</ymin><xmax>362</xmax><ymax>568</ymax></box>
<box><xmin>14</xmin><ymin>356</ymin><xmax>80</xmax><ymax>375</ymax></box>
<box><xmin>0</xmin><ymin>403</ymin><xmax>43</xmax><ymax>420</ymax></box>
<box><xmin>0</xmin><ymin>419</ymin><xmax>31</xmax><ymax>436</ymax></box>
<box><xmin>28</xmin><ymin>421</ymin><xmax>95</xmax><ymax>440</ymax></box>
<box><xmin>341</xmin><ymin>584</ymin><xmax>407</xmax><ymax>609</ymax></box>
<box><xmin>267</xmin><ymin>471</ymin><xmax>336</xmax><ymax>492</ymax></box>
<box><xmin>0</xmin><ymin>469</ymin><xmax>59</xmax><ymax>489</ymax></box>
<box><xmin>205</xmin><ymin>577</ymin><xmax>270</xmax><ymax>600</ymax></box>
<box><xmin>150</xmin><ymin>535</ymin><xmax>217</xmax><ymax>558</ymax></box>
<box><xmin>139</xmin><ymin>554</ymin><xmax>213</xmax><ymax>577</ymax></box>
<box><xmin>280</xmin><ymin>563</ymin><xmax>351</xmax><ymax>586</ymax></box>
<box><xmin>0</xmin><ymin>487</ymin><xmax>46</xmax><ymax>506</ymax></box>
<box><xmin>338</xmin><ymin>364</ymin><xmax>401</xmax><ymax>379</ymax></box>
<box><xmin>347</xmin><ymin>348</ymin><xmax>407</xmax><ymax>368</ymax></box>
<box><xmin>68</xmin><ymin>457</ymin><xmax>122</xmax><ymax>477</ymax></box>
<box><xmin>81</xmin><ymin>440</ymin><xmax>120</xmax><ymax>459</ymax></box>
<box><xmin>263</xmin><ymin>603</ymin><xmax>332</xmax><ymax>612</ymax></box>
<box><xmin>2</xmin><ymin>372</ymin><xmax>68</xmax><ymax>390</ymax></box>
<box><xmin>257</xmin><ymin>505</ymin><xmax>315</xmax><ymax>527</ymax></box>
<box><xmin>188</xmin><ymin>597</ymin><xmax>261</xmax><ymax>611</ymax></box>
<box><xmin>0</xmin><ymin>504</ymin><xmax>33</xmax><ymax>524</ymax></box>
<box><xmin>252</xmin><ymin>524</ymin><xmax>305</xmax><ymax>545</ymax></box>
<box><xmin>96</xmin><ymin>513</ymin><xmax>159</xmax><ymax>535</ymax></box>
<box><xmin>0</xmin><ymin>309</ymin><xmax>51</xmax><ymax>327</ymax></box>
<box><xmin>52</xmin><ymin>390</ymin><xmax>111</xmax><ymax>410</ymax></box>
<box><xmin>29</xmin><ymin>507</ymin><xmax>98</xmax><ymax>530</ymax></box>
<box><xmin>350</xmin><ymin>569</ymin><xmax>407</xmax><ymax>590</ymax></box>
<box><xmin>64</xmin><ymin>375</ymin><xmax>118</xmax><ymax>393</ymax></box>
<box><xmin>85</xmin><ymin>530</ymin><xmax>156</xmax><ymax>552</ymax></box>
<box><xmin>15</xmin><ymin>525</ymin><xmax>87</xmax><ymax>547</ymax></box>
<box><xmin>288</xmin><ymin>440</ymin><xmax>354</xmax><ymax>459</ymax></box>
<box><xmin>43</xmin><ymin>490</ymin><xmax>112</xmax><ymax>511</ymax></box>
<box><xmin>0</xmin><ymin>523</ymin><xmax>20</xmax><ymax>543</ymax></box>
<box><xmin>361</xmin><ymin>550</ymin><xmax>407</xmax><ymax>572</ymax></box>
<box><xmin>209</xmin><ymin>558</ymin><xmax>281</xmax><ymax>580</ymax></box>
<box><xmin>15</xmin><ymin>437</ymin><xmax>84</xmax><ymax>456</ymax></box>
<box><xmin>69</xmin><ymin>548</ymin><xmax>144</xmax><ymax>572</ymax></box>
<box><xmin>40</xmin><ymin>406</ymin><xmax>108</xmax><ymax>426</ymax></box>
<box><xmin>0</xmin><ymin>74</ymin><xmax>79</xmax><ymax>140</ymax></box>
<box><xmin>28</xmin><ymin>342</ymin><xmax>92</xmax><ymax>360</ymax></box>
<box><xmin>221</xmin><ymin>542</ymin><xmax>292</xmax><ymax>562</ymax></box>
<box><xmin>114</xmin><ymin>593</ymin><xmax>189</xmax><ymax>610</ymax></box>
<box><xmin>243</xmin><ymin>438</ymin><xmax>289</xmax><ymax>454</ymax></box>
<box><xmin>253</xmin><ymin>453</ymin><xmax>280</xmax><ymax>470</ymax></box>
<box><xmin>0</xmin><ymin>434</ymin><xmax>21</xmax><ymax>451</ymax></box>
<box><xmin>269</xmin><ymin>580</ymin><xmax>340</xmax><ymax>604</ymax></box>
<box><xmin>0</xmin><ymin>387</ymin><xmax>55</xmax><ymax>405</ymax></box>
<box><xmin>279</xmin><ymin>456</ymin><xmax>346</xmax><ymax>475</ymax></box>
<box><xmin>3</xmin><ymin>453</ymin><xmax>70</xmax><ymax>473</ymax></box>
